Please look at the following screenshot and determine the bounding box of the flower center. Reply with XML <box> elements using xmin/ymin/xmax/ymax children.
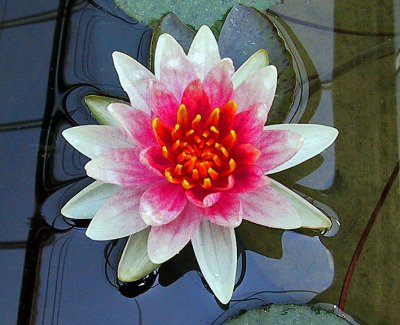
<box><xmin>152</xmin><ymin>100</ymin><xmax>238</xmax><ymax>190</ymax></box>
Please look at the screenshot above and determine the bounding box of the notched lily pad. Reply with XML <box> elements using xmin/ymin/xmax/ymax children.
<box><xmin>224</xmin><ymin>304</ymin><xmax>352</xmax><ymax>324</ymax></box>
<box><xmin>114</xmin><ymin>0</ymin><xmax>281</xmax><ymax>29</ymax></box>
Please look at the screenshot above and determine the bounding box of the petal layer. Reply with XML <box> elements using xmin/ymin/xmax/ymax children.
<box><xmin>108</xmin><ymin>103</ymin><xmax>156</xmax><ymax>148</ymax></box>
<box><xmin>146</xmin><ymin>79</ymin><xmax>180</xmax><ymax>127</ymax></box>
<box><xmin>86</xmin><ymin>187</ymin><xmax>148</xmax><ymax>240</ymax></box>
<box><xmin>240</xmin><ymin>184</ymin><xmax>301</xmax><ymax>229</ymax></box>
<box><xmin>234</xmin><ymin>65</ymin><xmax>277</xmax><ymax>113</ymax></box>
<box><xmin>202</xmin><ymin>193</ymin><xmax>242</xmax><ymax>227</ymax></box>
<box><xmin>188</xmin><ymin>25</ymin><xmax>221</xmax><ymax>80</ymax></box>
<box><xmin>112</xmin><ymin>51</ymin><xmax>155</xmax><ymax>113</ymax></box>
<box><xmin>232</xmin><ymin>49</ymin><xmax>269</xmax><ymax>88</ymax></box>
<box><xmin>257</xmin><ymin>129</ymin><xmax>303</xmax><ymax>173</ymax></box>
<box><xmin>85</xmin><ymin>148</ymin><xmax>162</xmax><ymax>186</ymax></box>
<box><xmin>155</xmin><ymin>33</ymin><xmax>197</xmax><ymax>101</ymax></box>
<box><xmin>63</xmin><ymin>125</ymin><xmax>132</xmax><ymax>159</ymax></box>
<box><xmin>140</xmin><ymin>182</ymin><xmax>187</xmax><ymax>226</ymax></box>
<box><xmin>191</xmin><ymin>219</ymin><xmax>237</xmax><ymax>304</ymax></box>
<box><xmin>118</xmin><ymin>228</ymin><xmax>159</xmax><ymax>282</ymax></box>
<box><xmin>264</xmin><ymin>124</ymin><xmax>339</xmax><ymax>174</ymax></box>
<box><xmin>61</xmin><ymin>181</ymin><xmax>118</xmax><ymax>219</ymax></box>
<box><xmin>270</xmin><ymin>179</ymin><xmax>332</xmax><ymax>229</ymax></box>
<box><xmin>148</xmin><ymin>205</ymin><xmax>202</xmax><ymax>264</ymax></box>
<box><xmin>202</xmin><ymin>58</ymin><xmax>234</xmax><ymax>110</ymax></box>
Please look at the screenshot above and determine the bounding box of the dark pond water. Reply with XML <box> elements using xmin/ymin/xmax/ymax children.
<box><xmin>0</xmin><ymin>0</ymin><xmax>399</xmax><ymax>324</ymax></box>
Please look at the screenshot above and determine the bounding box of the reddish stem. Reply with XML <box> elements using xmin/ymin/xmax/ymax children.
<box><xmin>338</xmin><ymin>161</ymin><xmax>399</xmax><ymax>310</ymax></box>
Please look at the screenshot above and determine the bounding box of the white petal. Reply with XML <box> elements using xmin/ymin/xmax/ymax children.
<box><xmin>188</xmin><ymin>25</ymin><xmax>221</xmax><ymax>80</ymax></box>
<box><xmin>233</xmin><ymin>65</ymin><xmax>277</xmax><ymax>112</ymax></box>
<box><xmin>112</xmin><ymin>51</ymin><xmax>155</xmax><ymax>114</ymax></box>
<box><xmin>117</xmin><ymin>228</ymin><xmax>159</xmax><ymax>282</ymax></box>
<box><xmin>232</xmin><ymin>49</ymin><xmax>269</xmax><ymax>89</ymax></box>
<box><xmin>270</xmin><ymin>179</ymin><xmax>332</xmax><ymax>229</ymax></box>
<box><xmin>84</xmin><ymin>95</ymin><xmax>127</xmax><ymax>126</ymax></box>
<box><xmin>63</xmin><ymin>125</ymin><xmax>133</xmax><ymax>159</ymax></box>
<box><xmin>265</xmin><ymin>124</ymin><xmax>339</xmax><ymax>174</ymax></box>
<box><xmin>86</xmin><ymin>187</ymin><xmax>148</xmax><ymax>240</ymax></box>
<box><xmin>61</xmin><ymin>181</ymin><xmax>118</xmax><ymax>219</ymax></box>
<box><xmin>191</xmin><ymin>219</ymin><xmax>237</xmax><ymax>304</ymax></box>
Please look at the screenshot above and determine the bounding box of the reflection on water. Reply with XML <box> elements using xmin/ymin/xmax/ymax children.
<box><xmin>10</xmin><ymin>0</ymin><xmax>399</xmax><ymax>324</ymax></box>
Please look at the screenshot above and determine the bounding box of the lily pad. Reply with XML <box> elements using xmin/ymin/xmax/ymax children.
<box><xmin>224</xmin><ymin>304</ymin><xmax>352</xmax><ymax>324</ymax></box>
<box><xmin>114</xmin><ymin>0</ymin><xmax>281</xmax><ymax>30</ymax></box>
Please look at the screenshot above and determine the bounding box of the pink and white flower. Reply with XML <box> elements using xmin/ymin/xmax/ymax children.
<box><xmin>61</xmin><ymin>26</ymin><xmax>338</xmax><ymax>303</ymax></box>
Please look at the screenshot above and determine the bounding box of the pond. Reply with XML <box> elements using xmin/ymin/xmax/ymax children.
<box><xmin>0</xmin><ymin>0</ymin><xmax>399</xmax><ymax>324</ymax></box>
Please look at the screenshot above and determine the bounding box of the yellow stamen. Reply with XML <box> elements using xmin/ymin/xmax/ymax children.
<box><xmin>172</xmin><ymin>140</ymin><xmax>180</xmax><ymax>151</ymax></box>
<box><xmin>185</xmin><ymin>129</ymin><xmax>195</xmax><ymax>136</ymax></box>
<box><xmin>210</xmin><ymin>126</ymin><xmax>219</xmax><ymax>134</ymax></box>
<box><xmin>162</xmin><ymin>146</ymin><xmax>169</xmax><ymax>159</ymax></box>
<box><xmin>182</xmin><ymin>179</ymin><xmax>195</xmax><ymax>189</ymax></box>
<box><xmin>229</xmin><ymin>158</ymin><xmax>236</xmax><ymax>172</ymax></box>
<box><xmin>208</xmin><ymin>167</ymin><xmax>219</xmax><ymax>180</ymax></box>
<box><xmin>202</xmin><ymin>178</ymin><xmax>212</xmax><ymax>189</ymax></box>
<box><xmin>177</xmin><ymin>104</ymin><xmax>189</xmax><ymax>126</ymax></box>
<box><xmin>174</xmin><ymin>164</ymin><xmax>183</xmax><ymax>175</ymax></box>
<box><xmin>213</xmin><ymin>155</ymin><xmax>222</xmax><ymax>167</ymax></box>
<box><xmin>192</xmin><ymin>168</ymin><xmax>199</xmax><ymax>180</ymax></box>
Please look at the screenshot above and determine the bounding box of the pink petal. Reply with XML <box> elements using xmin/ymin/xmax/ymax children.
<box><xmin>112</xmin><ymin>51</ymin><xmax>155</xmax><ymax>114</ymax></box>
<box><xmin>147</xmin><ymin>79</ymin><xmax>180</xmax><ymax>127</ymax></box>
<box><xmin>187</xmin><ymin>25</ymin><xmax>221</xmax><ymax>80</ymax></box>
<box><xmin>156</xmin><ymin>34</ymin><xmax>198</xmax><ymax>101</ymax></box>
<box><xmin>140</xmin><ymin>182</ymin><xmax>187</xmax><ymax>226</ymax></box>
<box><xmin>231</xmin><ymin>166</ymin><xmax>269</xmax><ymax>193</ymax></box>
<box><xmin>202</xmin><ymin>193</ymin><xmax>242</xmax><ymax>227</ymax></box>
<box><xmin>181</xmin><ymin>79</ymin><xmax>212</xmax><ymax>119</ymax></box>
<box><xmin>148</xmin><ymin>204</ymin><xmax>202</xmax><ymax>263</ymax></box>
<box><xmin>257</xmin><ymin>129</ymin><xmax>303</xmax><ymax>174</ymax></box>
<box><xmin>139</xmin><ymin>146</ymin><xmax>172</xmax><ymax>173</ymax></box>
<box><xmin>240</xmin><ymin>184</ymin><xmax>301</xmax><ymax>229</ymax></box>
<box><xmin>186</xmin><ymin>189</ymin><xmax>221</xmax><ymax>208</ymax></box>
<box><xmin>231</xmin><ymin>143</ymin><xmax>261</xmax><ymax>166</ymax></box>
<box><xmin>85</xmin><ymin>148</ymin><xmax>163</xmax><ymax>186</ymax></box>
<box><xmin>233</xmin><ymin>65</ymin><xmax>277</xmax><ymax>113</ymax></box>
<box><xmin>86</xmin><ymin>186</ymin><xmax>148</xmax><ymax>240</ymax></box>
<box><xmin>264</xmin><ymin>124</ymin><xmax>338</xmax><ymax>174</ymax></box>
<box><xmin>202</xmin><ymin>58</ymin><xmax>234</xmax><ymax>110</ymax></box>
<box><xmin>108</xmin><ymin>103</ymin><xmax>156</xmax><ymax>148</ymax></box>
<box><xmin>232</xmin><ymin>102</ymin><xmax>268</xmax><ymax>145</ymax></box>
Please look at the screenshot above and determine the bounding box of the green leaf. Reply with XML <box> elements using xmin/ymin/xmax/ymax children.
<box><xmin>224</xmin><ymin>304</ymin><xmax>353</xmax><ymax>324</ymax></box>
<box><xmin>114</xmin><ymin>0</ymin><xmax>281</xmax><ymax>30</ymax></box>
<box><xmin>85</xmin><ymin>95</ymin><xmax>127</xmax><ymax>126</ymax></box>
<box><xmin>117</xmin><ymin>228</ymin><xmax>159</xmax><ymax>282</ymax></box>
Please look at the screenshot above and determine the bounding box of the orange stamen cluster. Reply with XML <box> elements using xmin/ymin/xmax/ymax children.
<box><xmin>152</xmin><ymin>100</ymin><xmax>238</xmax><ymax>190</ymax></box>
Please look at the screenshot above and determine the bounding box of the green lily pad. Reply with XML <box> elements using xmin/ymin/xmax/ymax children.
<box><xmin>114</xmin><ymin>0</ymin><xmax>280</xmax><ymax>30</ymax></box>
<box><xmin>218</xmin><ymin>5</ymin><xmax>296</xmax><ymax>124</ymax></box>
<box><xmin>224</xmin><ymin>304</ymin><xmax>353</xmax><ymax>324</ymax></box>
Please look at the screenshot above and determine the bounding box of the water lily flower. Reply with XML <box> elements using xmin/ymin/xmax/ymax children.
<box><xmin>61</xmin><ymin>26</ymin><xmax>338</xmax><ymax>304</ymax></box>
